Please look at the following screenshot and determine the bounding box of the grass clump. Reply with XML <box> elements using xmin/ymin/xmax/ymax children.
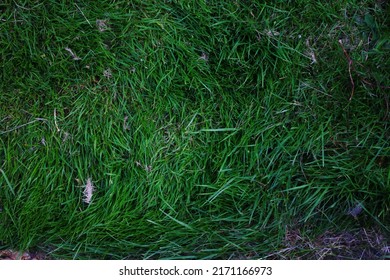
<box><xmin>0</xmin><ymin>0</ymin><xmax>389</xmax><ymax>259</ymax></box>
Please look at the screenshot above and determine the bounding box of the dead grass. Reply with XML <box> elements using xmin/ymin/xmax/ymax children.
<box><xmin>0</xmin><ymin>249</ymin><xmax>48</xmax><ymax>260</ymax></box>
<box><xmin>265</xmin><ymin>227</ymin><xmax>390</xmax><ymax>260</ymax></box>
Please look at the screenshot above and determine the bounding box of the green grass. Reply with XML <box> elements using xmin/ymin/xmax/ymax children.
<box><xmin>0</xmin><ymin>0</ymin><xmax>389</xmax><ymax>259</ymax></box>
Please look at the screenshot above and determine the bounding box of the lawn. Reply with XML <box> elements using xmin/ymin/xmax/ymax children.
<box><xmin>0</xmin><ymin>0</ymin><xmax>389</xmax><ymax>259</ymax></box>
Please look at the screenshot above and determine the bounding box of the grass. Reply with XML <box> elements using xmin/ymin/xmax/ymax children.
<box><xmin>0</xmin><ymin>0</ymin><xmax>389</xmax><ymax>259</ymax></box>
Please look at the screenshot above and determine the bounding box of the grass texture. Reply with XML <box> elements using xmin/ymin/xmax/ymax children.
<box><xmin>0</xmin><ymin>0</ymin><xmax>389</xmax><ymax>259</ymax></box>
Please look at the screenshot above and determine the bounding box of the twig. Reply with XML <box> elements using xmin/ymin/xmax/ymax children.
<box><xmin>0</xmin><ymin>116</ymin><xmax>11</xmax><ymax>123</ymax></box>
<box><xmin>0</xmin><ymin>119</ymin><xmax>45</xmax><ymax>135</ymax></box>
<box><xmin>338</xmin><ymin>39</ymin><xmax>355</xmax><ymax>101</ymax></box>
<box><xmin>362</xmin><ymin>78</ymin><xmax>390</xmax><ymax>90</ymax></box>
<box><xmin>54</xmin><ymin>108</ymin><xmax>60</xmax><ymax>132</ymax></box>
<box><xmin>75</xmin><ymin>3</ymin><xmax>92</xmax><ymax>27</ymax></box>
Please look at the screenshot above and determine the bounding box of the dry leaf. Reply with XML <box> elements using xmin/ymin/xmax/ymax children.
<box><xmin>348</xmin><ymin>203</ymin><xmax>363</xmax><ymax>218</ymax></box>
<box><xmin>199</xmin><ymin>52</ymin><xmax>208</xmax><ymax>61</ymax></box>
<box><xmin>103</xmin><ymin>68</ymin><xmax>112</xmax><ymax>79</ymax></box>
<box><xmin>96</xmin><ymin>19</ymin><xmax>109</xmax><ymax>32</ymax></box>
<box><xmin>65</xmin><ymin>47</ymin><xmax>81</xmax><ymax>60</ymax></box>
<box><xmin>83</xmin><ymin>178</ymin><xmax>94</xmax><ymax>204</ymax></box>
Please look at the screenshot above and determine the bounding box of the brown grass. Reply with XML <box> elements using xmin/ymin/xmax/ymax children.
<box><xmin>266</xmin><ymin>227</ymin><xmax>390</xmax><ymax>259</ymax></box>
